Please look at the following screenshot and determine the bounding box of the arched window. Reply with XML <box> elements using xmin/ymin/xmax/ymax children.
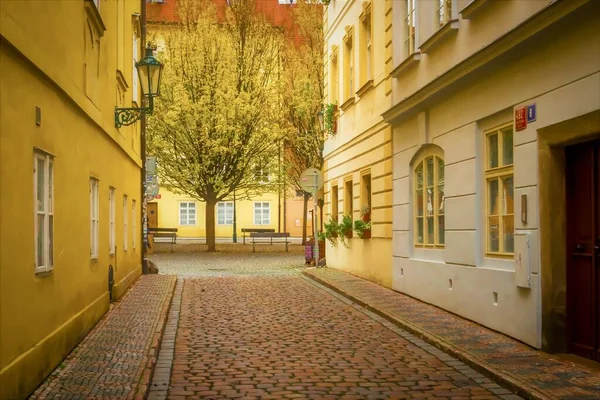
<box><xmin>414</xmin><ymin>154</ymin><xmax>444</xmax><ymax>247</ymax></box>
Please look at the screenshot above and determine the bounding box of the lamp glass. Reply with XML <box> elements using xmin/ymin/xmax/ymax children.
<box><xmin>136</xmin><ymin>48</ymin><xmax>163</xmax><ymax>97</ymax></box>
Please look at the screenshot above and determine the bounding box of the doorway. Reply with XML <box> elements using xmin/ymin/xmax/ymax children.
<box><xmin>147</xmin><ymin>202</ymin><xmax>158</xmax><ymax>229</ymax></box>
<box><xmin>565</xmin><ymin>138</ymin><xmax>600</xmax><ymax>362</ymax></box>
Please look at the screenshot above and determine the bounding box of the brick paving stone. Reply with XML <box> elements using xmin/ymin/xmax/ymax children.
<box><xmin>150</xmin><ymin>252</ymin><xmax>520</xmax><ymax>400</ymax></box>
<box><xmin>304</xmin><ymin>267</ymin><xmax>600</xmax><ymax>400</ymax></box>
<box><xmin>30</xmin><ymin>275</ymin><xmax>176</xmax><ymax>400</ymax></box>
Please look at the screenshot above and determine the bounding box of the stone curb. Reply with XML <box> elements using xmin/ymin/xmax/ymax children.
<box><xmin>136</xmin><ymin>275</ymin><xmax>177</xmax><ymax>400</ymax></box>
<box><xmin>302</xmin><ymin>269</ymin><xmax>551</xmax><ymax>400</ymax></box>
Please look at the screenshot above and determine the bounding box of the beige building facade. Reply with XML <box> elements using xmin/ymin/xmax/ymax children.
<box><xmin>384</xmin><ymin>0</ymin><xmax>600</xmax><ymax>360</ymax></box>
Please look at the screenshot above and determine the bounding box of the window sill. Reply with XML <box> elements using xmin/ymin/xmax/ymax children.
<box><xmin>91</xmin><ymin>257</ymin><xmax>99</xmax><ymax>263</ymax></box>
<box><xmin>355</xmin><ymin>79</ymin><xmax>374</xmax><ymax>98</ymax></box>
<box><xmin>340</xmin><ymin>96</ymin><xmax>355</xmax><ymax>112</ymax></box>
<box><xmin>84</xmin><ymin>0</ymin><xmax>106</xmax><ymax>38</ymax></box>
<box><xmin>460</xmin><ymin>0</ymin><xmax>491</xmax><ymax>20</ymax></box>
<box><xmin>391</xmin><ymin>52</ymin><xmax>421</xmax><ymax>79</ymax></box>
<box><xmin>35</xmin><ymin>269</ymin><xmax>54</xmax><ymax>277</ymax></box>
<box><xmin>419</xmin><ymin>20</ymin><xmax>459</xmax><ymax>54</ymax></box>
<box><xmin>109</xmin><ymin>252</ymin><xmax>115</xmax><ymax>258</ymax></box>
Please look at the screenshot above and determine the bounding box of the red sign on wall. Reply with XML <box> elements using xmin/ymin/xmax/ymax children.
<box><xmin>515</xmin><ymin>107</ymin><xmax>527</xmax><ymax>131</ymax></box>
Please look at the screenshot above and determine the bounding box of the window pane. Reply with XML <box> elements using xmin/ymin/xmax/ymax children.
<box><xmin>38</xmin><ymin>214</ymin><xmax>44</xmax><ymax>266</ymax></box>
<box><xmin>488</xmin><ymin>134</ymin><xmax>499</xmax><ymax>169</ymax></box>
<box><xmin>49</xmin><ymin>161</ymin><xmax>53</xmax><ymax>213</ymax></box>
<box><xmin>502</xmin><ymin>128</ymin><xmax>513</xmax><ymax>166</ymax></box>
<box><xmin>488</xmin><ymin>178</ymin><xmax>499</xmax><ymax>216</ymax></box>
<box><xmin>416</xmin><ymin>217</ymin><xmax>423</xmax><ymax>244</ymax></box>
<box><xmin>437</xmin><ymin>157</ymin><xmax>444</xmax><ymax>186</ymax></box>
<box><xmin>180</xmin><ymin>203</ymin><xmax>187</xmax><ymax>209</ymax></box>
<box><xmin>488</xmin><ymin>216</ymin><xmax>499</xmax><ymax>252</ymax></box>
<box><xmin>502</xmin><ymin>176</ymin><xmax>514</xmax><ymax>215</ymax></box>
<box><xmin>37</xmin><ymin>158</ymin><xmax>45</xmax><ymax>212</ymax></box>
<box><xmin>503</xmin><ymin>216</ymin><xmax>514</xmax><ymax>253</ymax></box>
<box><xmin>415</xmin><ymin>190</ymin><xmax>423</xmax><ymax>216</ymax></box>
<box><xmin>426</xmin><ymin>188</ymin><xmax>434</xmax><ymax>216</ymax></box>
<box><xmin>189</xmin><ymin>217</ymin><xmax>195</xmax><ymax>225</ymax></box>
<box><xmin>438</xmin><ymin>185</ymin><xmax>444</xmax><ymax>215</ymax></box>
<box><xmin>438</xmin><ymin>216</ymin><xmax>445</xmax><ymax>245</ymax></box>
<box><xmin>426</xmin><ymin>216</ymin><xmax>434</xmax><ymax>245</ymax></box>
<box><xmin>415</xmin><ymin>163</ymin><xmax>423</xmax><ymax>190</ymax></box>
<box><xmin>49</xmin><ymin>215</ymin><xmax>54</xmax><ymax>266</ymax></box>
<box><xmin>426</xmin><ymin>157</ymin><xmax>434</xmax><ymax>187</ymax></box>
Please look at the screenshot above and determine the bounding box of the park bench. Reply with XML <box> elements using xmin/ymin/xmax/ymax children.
<box><xmin>148</xmin><ymin>227</ymin><xmax>178</xmax><ymax>244</ymax></box>
<box><xmin>250</xmin><ymin>232</ymin><xmax>291</xmax><ymax>253</ymax></box>
<box><xmin>241</xmin><ymin>228</ymin><xmax>275</xmax><ymax>244</ymax></box>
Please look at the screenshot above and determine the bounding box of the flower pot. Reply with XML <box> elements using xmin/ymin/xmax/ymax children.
<box><xmin>362</xmin><ymin>229</ymin><xmax>371</xmax><ymax>239</ymax></box>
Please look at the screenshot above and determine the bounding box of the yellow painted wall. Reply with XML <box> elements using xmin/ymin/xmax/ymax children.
<box><xmin>323</xmin><ymin>0</ymin><xmax>393</xmax><ymax>287</ymax></box>
<box><xmin>153</xmin><ymin>188</ymin><xmax>309</xmax><ymax>238</ymax></box>
<box><xmin>0</xmin><ymin>0</ymin><xmax>143</xmax><ymax>397</ymax></box>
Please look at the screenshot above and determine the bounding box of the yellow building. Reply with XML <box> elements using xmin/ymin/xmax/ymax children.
<box><xmin>322</xmin><ymin>0</ymin><xmax>394</xmax><ymax>286</ymax></box>
<box><xmin>0</xmin><ymin>0</ymin><xmax>145</xmax><ymax>397</ymax></box>
<box><xmin>151</xmin><ymin>188</ymin><xmax>311</xmax><ymax>239</ymax></box>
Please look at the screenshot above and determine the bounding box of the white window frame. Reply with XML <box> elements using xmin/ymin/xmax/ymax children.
<box><xmin>123</xmin><ymin>195</ymin><xmax>128</xmax><ymax>251</ymax></box>
<box><xmin>179</xmin><ymin>201</ymin><xmax>196</xmax><ymax>226</ymax></box>
<box><xmin>413</xmin><ymin>154</ymin><xmax>445</xmax><ymax>248</ymax></box>
<box><xmin>132</xmin><ymin>30</ymin><xmax>139</xmax><ymax>104</ymax></box>
<box><xmin>253</xmin><ymin>202</ymin><xmax>271</xmax><ymax>225</ymax></box>
<box><xmin>93</xmin><ymin>0</ymin><xmax>100</xmax><ymax>9</ymax></box>
<box><xmin>109</xmin><ymin>187</ymin><xmax>116</xmax><ymax>255</ymax></box>
<box><xmin>132</xmin><ymin>199</ymin><xmax>137</xmax><ymax>249</ymax></box>
<box><xmin>34</xmin><ymin>153</ymin><xmax>54</xmax><ymax>273</ymax></box>
<box><xmin>435</xmin><ymin>0</ymin><xmax>453</xmax><ymax>29</ymax></box>
<box><xmin>90</xmin><ymin>178</ymin><xmax>99</xmax><ymax>259</ymax></box>
<box><xmin>217</xmin><ymin>202</ymin><xmax>234</xmax><ymax>225</ymax></box>
<box><xmin>404</xmin><ymin>0</ymin><xmax>417</xmax><ymax>57</ymax></box>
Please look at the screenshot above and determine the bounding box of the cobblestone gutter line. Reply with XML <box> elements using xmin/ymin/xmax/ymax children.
<box><xmin>30</xmin><ymin>274</ymin><xmax>176</xmax><ymax>400</ymax></box>
<box><xmin>302</xmin><ymin>269</ymin><xmax>554</xmax><ymax>400</ymax></box>
<box><xmin>299</xmin><ymin>275</ymin><xmax>521</xmax><ymax>400</ymax></box>
<box><xmin>148</xmin><ymin>278</ymin><xmax>184</xmax><ymax>400</ymax></box>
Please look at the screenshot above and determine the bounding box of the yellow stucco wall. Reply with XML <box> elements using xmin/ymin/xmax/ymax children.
<box><xmin>323</xmin><ymin>0</ymin><xmax>393</xmax><ymax>288</ymax></box>
<box><xmin>0</xmin><ymin>0</ymin><xmax>143</xmax><ymax>397</ymax></box>
<box><xmin>152</xmin><ymin>188</ymin><xmax>309</xmax><ymax>238</ymax></box>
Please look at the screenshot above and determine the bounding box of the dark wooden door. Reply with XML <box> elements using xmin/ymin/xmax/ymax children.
<box><xmin>566</xmin><ymin>138</ymin><xmax>600</xmax><ymax>362</ymax></box>
<box><xmin>147</xmin><ymin>202</ymin><xmax>158</xmax><ymax>229</ymax></box>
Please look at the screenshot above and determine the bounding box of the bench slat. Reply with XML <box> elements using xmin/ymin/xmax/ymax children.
<box><xmin>250</xmin><ymin>232</ymin><xmax>290</xmax><ymax>238</ymax></box>
<box><xmin>148</xmin><ymin>228</ymin><xmax>178</xmax><ymax>233</ymax></box>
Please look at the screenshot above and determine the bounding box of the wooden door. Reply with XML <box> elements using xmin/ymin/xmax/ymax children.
<box><xmin>566</xmin><ymin>139</ymin><xmax>600</xmax><ymax>362</ymax></box>
<box><xmin>147</xmin><ymin>202</ymin><xmax>158</xmax><ymax>229</ymax></box>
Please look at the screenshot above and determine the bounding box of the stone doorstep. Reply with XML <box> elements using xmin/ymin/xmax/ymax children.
<box><xmin>302</xmin><ymin>269</ymin><xmax>552</xmax><ymax>400</ymax></box>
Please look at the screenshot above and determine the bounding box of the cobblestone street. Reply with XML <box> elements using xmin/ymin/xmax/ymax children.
<box><xmin>147</xmin><ymin>252</ymin><xmax>519</xmax><ymax>400</ymax></box>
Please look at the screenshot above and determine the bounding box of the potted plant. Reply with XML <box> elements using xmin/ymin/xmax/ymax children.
<box><xmin>324</xmin><ymin>103</ymin><xmax>338</xmax><ymax>136</ymax></box>
<box><xmin>356</xmin><ymin>205</ymin><xmax>371</xmax><ymax>239</ymax></box>
<box><xmin>323</xmin><ymin>217</ymin><xmax>340</xmax><ymax>246</ymax></box>
<box><xmin>338</xmin><ymin>214</ymin><xmax>353</xmax><ymax>244</ymax></box>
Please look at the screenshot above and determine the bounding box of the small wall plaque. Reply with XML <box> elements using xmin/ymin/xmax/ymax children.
<box><xmin>521</xmin><ymin>194</ymin><xmax>528</xmax><ymax>224</ymax></box>
<box><xmin>36</xmin><ymin>106</ymin><xmax>41</xmax><ymax>126</ymax></box>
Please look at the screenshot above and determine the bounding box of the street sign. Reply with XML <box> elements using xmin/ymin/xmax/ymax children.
<box><xmin>526</xmin><ymin>104</ymin><xmax>536</xmax><ymax>123</ymax></box>
<box><xmin>146</xmin><ymin>156</ymin><xmax>157</xmax><ymax>175</ymax></box>
<box><xmin>515</xmin><ymin>107</ymin><xmax>527</xmax><ymax>131</ymax></box>
<box><xmin>299</xmin><ymin>168</ymin><xmax>323</xmax><ymax>194</ymax></box>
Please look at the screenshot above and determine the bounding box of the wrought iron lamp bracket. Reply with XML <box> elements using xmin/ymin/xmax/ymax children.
<box><xmin>115</xmin><ymin>97</ymin><xmax>154</xmax><ymax>128</ymax></box>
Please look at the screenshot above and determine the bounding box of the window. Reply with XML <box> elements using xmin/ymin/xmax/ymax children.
<box><xmin>90</xmin><ymin>178</ymin><xmax>99</xmax><ymax>259</ymax></box>
<box><xmin>179</xmin><ymin>202</ymin><xmax>196</xmax><ymax>225</ymax></box>
<box><xmin>123</xmin><ymin>195</ymin><xmax>128</xmax><ymax>251</ymax></box>
<box><xmin>330</xmin><ymin>47</ymin><xmax>339</xmax><ymax>104</ymax></box>
<box><xmin>132</xmin><ymin>29</ymin><xmax>139</xmax><ymax>103</ymax></box>
<box><xmin>255</xmin><ymin>165</ymin><xmax>269</xmax><ymax>183</ymax></box>
<box><xmin>109</xmin><ymin>188</ymin><xmax>116</xmax><ymax>255</ymax></box>
<box><xmin>93</xmin><ymin>0</ymin><xmax>100</xmax><ymax>9</ymax></box>
<box><xmin>34</xmin><ymin>153</ymin><xmax>54</xmax><ymax>273</ymax></box>
<box><xmin>217</xmin><ymin>202</ymin><xmax>234</xmax><ymax>225</ymax></box>
<box><xmin>254</xmin><ymin>202</ymin><xmax>270</xmax><ymax>225</ymax></box>
<box><xmin>485</xmin><ymin>126</ymin><xmax>514</xmax><ymax>255</ymax></box>
<box><xmin>132</xmin><ymin>199</ymin><xmax>137</xmax><ymax>249</ymax></box>
<box><xmin>414</xmin><ymin>155</ymin><xmax>444</xmax><ymax>247</ymax></box>
<box><xmin>360</xmin><ymin>4</ymin><xmax>373</xmax><ymax>86</ymax></box>
<box><xmin>331</xmin><ymin>185</ymin><xmax>339</xmax><ymax>221</ymax></box>
<box><xmin>361</xmin><ymin>173</ymin><xmax>371</xmax><ymax>212</ymax></box>
<box><xmin>343</xmin><ymin>27</ymin><xmax>354</xmax><ymax>102</ymax></box>
<box><xmin>344</xmin><ymin>179</ymin><xmax>353</xmax><ymax>216</ymax></box>
<box><xmin>404</xmin><ymin>0</ymin><xmax>416</xmax><ymax>56</ymax></box>
<box><xmin>436</xmin><ymin>0</ymin><xmax>452</xmax><ymax>28</ymax></box>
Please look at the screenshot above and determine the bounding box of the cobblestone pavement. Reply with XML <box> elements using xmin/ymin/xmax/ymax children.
<box><xmin>149</xmin><ymin>254</ymin><xmax>520</xmax><ymax>399</ymax></box>
<box><xmin>30</xmin><ymin>275</ymin><xmax>176</xmax><ymax>400</ymax></box>
<box><xmin>149</xmin><ymin>251</ymin><xmax>304</xmax><ymax>277</ymax></box>
<box><xmin>304</xmin><ymin>268</ymin><xmax>600</xmax><ymax>400</ymax></box>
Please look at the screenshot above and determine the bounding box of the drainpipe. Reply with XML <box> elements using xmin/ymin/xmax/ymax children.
<box><xmin>140</xmin><ymin>0</ymin><xmax>148</xmax><ymax>273</ymax></box>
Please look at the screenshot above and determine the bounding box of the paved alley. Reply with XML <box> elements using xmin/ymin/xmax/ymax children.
<box><xmin>148</xmin><ymin>253</ymin><xmax>518</xmax><ymax>399</ymax></box>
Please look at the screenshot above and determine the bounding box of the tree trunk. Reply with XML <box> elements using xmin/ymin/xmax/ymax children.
<box><xmin>206</xmin><ymin>198</ymin><xmax>216</xmax><ymax>252</ymax></box>
<box><xmin>301</xmin><ymin>192</ymin><xmax>309</xmax><ymax>245</ymax></box>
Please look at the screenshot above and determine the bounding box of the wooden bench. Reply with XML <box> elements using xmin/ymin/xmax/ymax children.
<box><xmin>148</xmin><ymin>227</ymin><xmax>178</xmax><ymax>244</ymax></box>
<box><xmin>250</xmin><ymin>232</ymin><xmax>291</xmax><ymax>252</ymax></box>
<box><xmin>242</xmin><ymin>228</ymin><xmax>275</xmax><ymax>244</ymax></box>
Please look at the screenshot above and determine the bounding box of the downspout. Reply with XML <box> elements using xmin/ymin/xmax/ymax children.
<box><xmin>140</xmin><ymin>0</ymin><xmax>148</xmax><ymax>273</ymax></box>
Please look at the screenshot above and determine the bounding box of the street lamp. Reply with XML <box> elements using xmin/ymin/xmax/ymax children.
<box><xmin>115</xmin><ymin>46</ymin><xmax>164</xmax><ymax>128</ymax></box>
